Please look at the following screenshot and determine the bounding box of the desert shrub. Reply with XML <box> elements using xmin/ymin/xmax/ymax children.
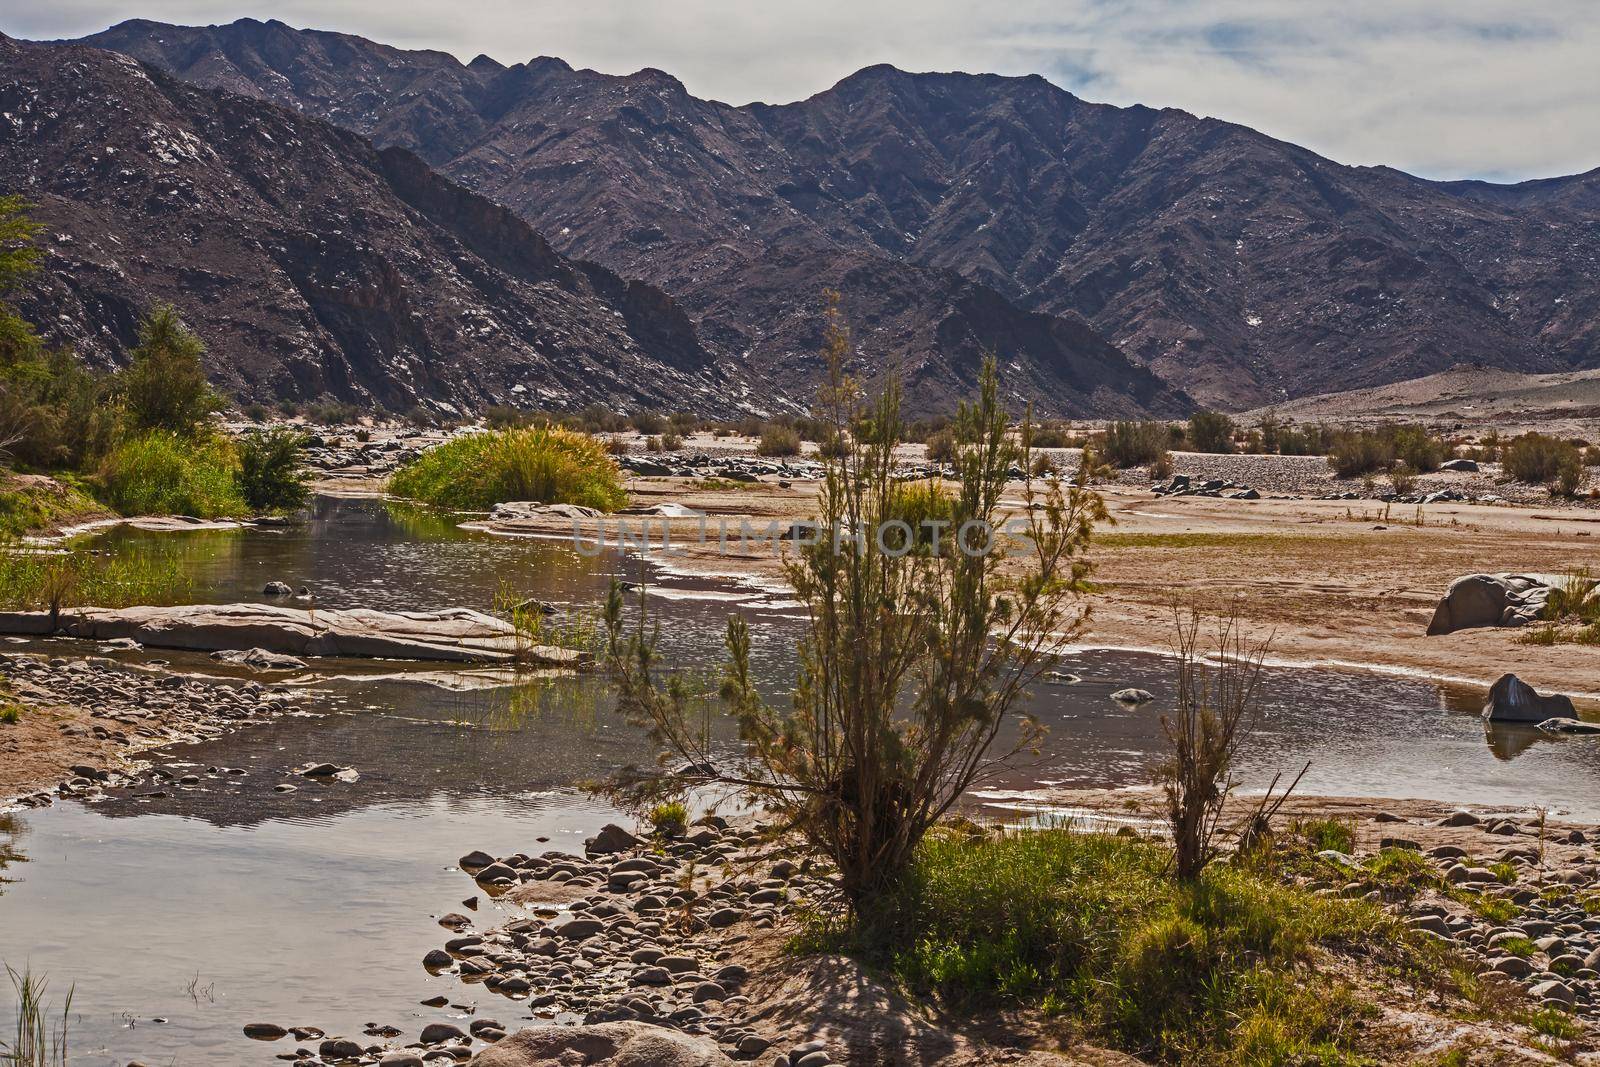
<box><xmin>483</xmin><ymin>405</ymin><xmax>533</xmax><ymax>429</ymax></box>
<box><xmin>887</xmin><ymin>479</ymin><xmax>957</xmax><ymax>551</ymax></box>
<box><xmin>1029</xmin><ymin>422</ymin><xmax>1074</xmax><ymax>449</ymax></box>
<box><xmin>606</xmin><ymin>436</ymin><xmax>629</xmax><ymax>456</ymax></box>
<box><xmin>236</xmin><ymin>428</ymin><xmax>310</xmax><ymax>513</ymax></box>
<box><xmin>1187</xmin><ymin>411</ymin><xmax>1234</xmax><ymax>454</ymax></box>
<box><xmin>1389</xmin><ymin>425</ymin><xmax>1445</xmax><ymax>472</ymax></box>
<box><xmin>1148</xmin><ymin>451</ymin><xmax>1174</xmax><ymax>480</ymax></box>
<box><xmin>94</xmin><ymin>430</ymin><xmax>245</xmax><ymax>518</ymax></box>
<box><xmin>388</xmin><ymin>426</ymin><xmax>626</xmax><ymax>512</ymax></box>
<box><xmin>1502</xmin><ymin>432</ymin><xmax>1580</xmax><ymax>485</ymax></box>
<box><xmin>756</xmin><ymin>423</ymin><xmax>801</xmax><ymax>457</ymax></box>
<box><xmin>668</xmin><ymin>411</ymin><xmax>698</xmax><ymax>434</ymax></box>
<box><xmin>1103</xmin><ymin>421</ymin><xmax>1171</xmax><ymax>468</ymax></box>
<box><xmin>119</xmin><ymin>306</ymin><xmax>222</xmax><ymax>437</ymax></box>
<box><xmin>736</xmin><ymin>415</ymin><xmax>765</xmax><ymax>438</ymax></box>
<box><xmin>1328</xmin><ymin>430</ymin><xmax>1394</xmax><ymax>478</ymax></box>
<box><xmin>603</xmin><ymin>300</ymin><xmax>1102</xmax><ymax>911</ymax></box>
<box><xmin>1553</xmin><ymin>449</ymin><xmax>1586</xmax><ymax>498</ymax></box>
<box><xmin>0</xmin><ymin>349</ymin><xmax>120</xmax><ymax>471</ymax></box>
<box><xmin>1389</xmin><ymin>461</ymin><xmax>1417</xmax><ymax>496</ymax></box>
<box><xmin>925</xmin><ymin>428</ymin><xmax>957</xmax><ymax>464</ymax></box>
<box><xmin>659</xmin><ymin>431</ymin><xmax>684</xmax><ymax>452</ymax></box>
<box><xmin>630</xmin><ymin>410</ymin><xmax>666</xmax><ymax>435</ymax></box>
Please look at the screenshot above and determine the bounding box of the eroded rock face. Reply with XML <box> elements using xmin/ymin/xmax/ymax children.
<box><xmin>1482</xmin><ymin>674</ymin><xmax>1577</xmax><ymax>724</ymax></box>
<box><xmin>1426</xmin><ymin>574</ymin><xmax>1568</xmax><ymax>635</ymax></box>
<box><xmin>469</xmin><ymin>1022</ymin><xmax>732</xmax><ymax>1067</ymax></box>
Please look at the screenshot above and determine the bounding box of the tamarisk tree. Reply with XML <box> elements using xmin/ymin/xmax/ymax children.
<box><xmin>603</xmin><ymin>299</ymin><xmax>1104</xmax><ymax>912</ymax></box>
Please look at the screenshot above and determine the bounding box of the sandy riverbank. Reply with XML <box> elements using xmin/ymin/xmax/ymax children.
<box><xmin>468</xmin><ymin>471</ymin><xmax>1600</xmax><ymax>705</ymax></box>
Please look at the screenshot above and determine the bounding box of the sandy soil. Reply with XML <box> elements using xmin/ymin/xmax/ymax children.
<box><xmin>476</xmin><ymin>473</ymin><xmax>1600</xmax><ymax>706</ymax></box>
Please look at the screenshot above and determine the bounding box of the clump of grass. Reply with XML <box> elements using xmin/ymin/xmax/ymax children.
<box><xmin>93</xmin><ymin>430</ymin><xmax>245</xmax><ymax>518</ymax></box>
<box><xmin>843</xmin><ymin>828</ymin><xmax>1406</xmax><ymax>1064</ymax></box>
<box><xmin>235</xmin><ymin>427</ymin><xmax>310</xmax><ymax>514</ymax></box>
<box><xmin>0</xmin><ymin>704</ymin><xmax>19</xmax><ymax>725</ymax></box>
<box><xmin>1496</xmin><ymin>935</ymin><xmax>1537</xmax><ymax>958</ymax></box>
<box><xmin>647</xmin><ymin>800</ymin><xmax>688</xmax><ymax>838</ymax></box>
<box><xmin>389</xmin><ymin>427</ymin><xmax>627</xmax><ymax>512</ymax></box>
<box><xmin>0</xmin><ymin>479</ymin><xmax>104</xmax><ymax>539</ymax></box>
<box><xmin>1291</xmin><ymin>817</ymin><xmax>1355</xmax><ymax>855</ymax></box>
<box><xmin>2</xmin><ymin>964</ymin><xmax>72</xmax><ymax>1067</ymax></box>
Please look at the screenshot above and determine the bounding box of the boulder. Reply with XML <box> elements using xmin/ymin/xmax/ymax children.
<box><xmin>1538</xmin><ymin>718</ymin><xmax>1600</xmax><ymax>735</ymax></box>
<box><xmin>1482</xmin><ymin>674</ymin><xmax>1577</xmax><ymax>724</ymax></box>
<box><xmin>1110</xmin><ymin>688</ymin><xmax>1154</xmax><ymax>705</ymax></box>
<box><xmin>468</xmin><ymin>1022</ymin><xmax>733</xmax><ymax>1067</ymax></box>
<box><xmin>1426</xmin><ymin>573</ymin><xmax>1584</xmax><ymax>635</ymax></box>
<box><xmin>261</xmin><ymin>581</ymin><xmax>294</xmax><ymax>596</ymax></box>
<box><xmin>586</xmin><ymin>823</ymin><xmax>640</xmax><ymax>855</ymax></box>
<box><xmin>1439</xmin><ymin>458</ymin><xmax>1479</xmax><ymax>472</ymax></box>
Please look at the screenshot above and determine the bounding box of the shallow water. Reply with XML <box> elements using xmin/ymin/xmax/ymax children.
<box><xmin>0</xmin><ymin>496</ymin><xmax>1595</xmax><ymax>1064</ymax></box>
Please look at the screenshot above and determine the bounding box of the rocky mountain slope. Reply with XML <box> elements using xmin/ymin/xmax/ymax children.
<box><xmin>77</xmin><ymin>18</ymin><xmax>1600</xmax><ymax>409</ymax></box>
<box><xmin>0</xmin><ymin>34</ymin><xmax>726</xmax><ymax>414</ymax></box>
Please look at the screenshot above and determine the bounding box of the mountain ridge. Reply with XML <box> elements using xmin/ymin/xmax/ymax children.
<box><xmin>73</xmin><ymin>17</ymin><xmax>1600</xmax><ymax>410</ymax></box>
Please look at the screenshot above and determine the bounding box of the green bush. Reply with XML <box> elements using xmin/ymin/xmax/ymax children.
<box><xmin>94</xmin><ymin>430</ymin><xmax>245</xmax><ymax>518</ymax></box>
<box><xmin>630</xmin><ymin>410</ymin><xmax>666</xmax><ymax>435</ymax></box>
<box><xmin>388</xmin><ymin>426</ymin><xmax>627</xmax><ymax>511</ymax></box>
<box><xmin>0</xmin><ymin>477</ymin><xmax>103</xmax><ymax>538</ymax></box>
<box><xmin>236</xmin><ymin>428</ymin><xmax>311</xmax><ymax>513</ymax></box>
<box><xmin>756</xmin><ymin>423</ymin><xmax>801</xmax><ymax>457</ymax></box>
<box><xmin>119</xmin><ymin>306</ymin><xmax>222</xmax><ymax>437</ymax></box>
<box><xmin>1103</xmin><ymin>421</ymin><xmax>1171</xmax><ymax>468</ymax></box>
<box><xmin>1187</xmin><ymin>411</ymin><xmax>1234</xmax><ymax>454</ymax></box>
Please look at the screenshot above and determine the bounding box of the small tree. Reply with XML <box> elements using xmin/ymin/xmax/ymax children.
<box><xmin>120</xmin><ymin>305</ymin><xmax>221</xmax><ymax>436</ymax></box>
<box><xmin>603</xmin><ymin>297</ymin><xmax>1104</xmax><ymax>912</ymax></box>
<box><xmin>1158</xmin><ymin>607</ymin><xmax>1270</xmax><ymax>881</ymax></box>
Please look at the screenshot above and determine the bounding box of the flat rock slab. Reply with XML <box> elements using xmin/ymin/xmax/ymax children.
<box><xmin>0</xmin><ymin>603</ymin><xmax>588</xmax><ymax>666</ymax></box>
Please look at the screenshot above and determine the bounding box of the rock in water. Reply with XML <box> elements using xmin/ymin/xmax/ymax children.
<box><xmin>1482</xmin><ymin>674</ymin><xmax>1577</xmax><ymax>724</ymax></box>
<box><xmin>468</xmin><ymin>1022</ymin><xmax>733</xmax><ymax>1067</ymax></box>
<box><xmin>1110</xmin><ymin>688</ymin><xmax>1154</xmax><ymax>705</ymax></box>
<box><xmin>262</xmin><ymin>581</ymin><xmax>294</xmax><ymax>596</ymax></box>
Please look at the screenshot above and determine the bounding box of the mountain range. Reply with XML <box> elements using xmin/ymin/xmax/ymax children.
<box><xmin>10</xmin><ymin>17</ymin><xmax>1600</xmax><ymax>416</ymax></box>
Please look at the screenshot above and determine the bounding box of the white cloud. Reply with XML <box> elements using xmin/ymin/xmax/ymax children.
<box><xmin>9</xmin><ymin>0</ymin><xmax>1597</xmax><ymax>180</ymax></box>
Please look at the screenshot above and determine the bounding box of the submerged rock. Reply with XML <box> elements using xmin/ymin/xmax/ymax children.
<box><xmin>1110</xmin><ymin>687</ymin><xmax>1154</xmax><ymax>705</ymax></box>
<box><xmin>209</xmin><ymin>647</ymin><xmax>308</xmax><ymax>671</ymax></box>
<box><xmin>1482</xmin><ymin>674</ymin><xmax>1577</xmax><ymax>724</ymax></box>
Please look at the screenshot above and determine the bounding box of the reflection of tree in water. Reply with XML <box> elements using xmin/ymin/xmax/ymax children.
<box><xmin>0</xmin><ymin>812</ymin><xmax>27</xmax><ymax>895</ymax></box>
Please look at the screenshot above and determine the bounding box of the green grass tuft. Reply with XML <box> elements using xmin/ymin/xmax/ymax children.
<box><xmin>93</xmin><ymin>430</ymin><xmax>245</xmax><ymax>518</ymax></box>
<box><xmin>389</xmin><ymin>427</ymin><xmax>626</xmax><ymax>512</ymax></box>
<box><xmin>838</xmin><ymin>828</ymin><xmax>1405</xmax><ymax>1064</ymax></box>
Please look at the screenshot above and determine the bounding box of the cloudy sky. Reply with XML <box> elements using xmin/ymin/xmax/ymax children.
<box><xmin>7</xmin><ymin>0</ymin><xmax>1597</xmax><ymax>182</ymax></box>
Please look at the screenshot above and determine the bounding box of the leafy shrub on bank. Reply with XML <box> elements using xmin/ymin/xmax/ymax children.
<box><xmin>1103</xmin><ymin>421</ymin><xmax>1171</xmax><ymax>468</ymax></box>
<box><xmin>389</xmin><ymin>426</ymin><xmax>627</xmax><ymax>511</ymax></box>
<box><xmin>94</xmin><ymin>431</ymin><xmax>245</xmax><ymax>518</ymax></box>
<box><xmin>236</xmin><ymin>428</ymin><xmax>311</xmax><ymax>513</ymax></box>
